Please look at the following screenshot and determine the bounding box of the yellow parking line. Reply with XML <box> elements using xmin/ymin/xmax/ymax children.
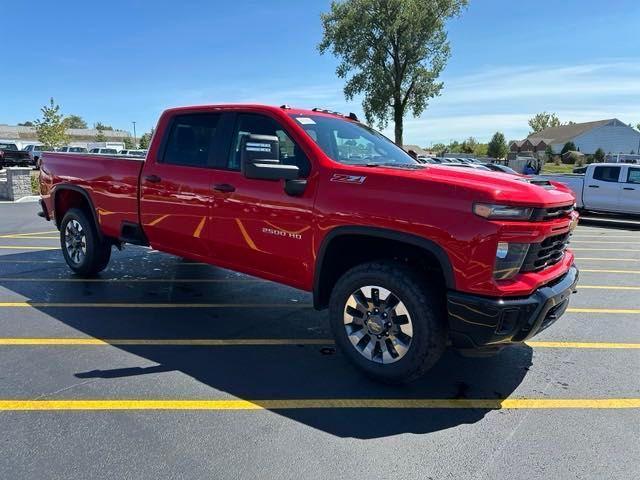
<box><xmin>526</xmin><ymin>341</ymin><xmax>640</xmax><ymax>349</ymax></box>
<box><xmin>0</xmin><ymin>338</ymin><xmax>637</xmax><ymax>349</ymax></box>
<box><xmin>568</xmin><ymin>308</ymin><xmax>640</xmax><ymax>314</ymax></box>
<box><xmin>0</xmin><ymin>277</ymin><xmax>260</xmax><ymax>283</ymax></box>
<box><xmin>580</xmin><ymin>269</ymin><xmax>640</xmax><ymax>274</ymax></box>
<box><xmin>0</xmin><ymin>246</ymin><xmax>59</xmax><ymax>250</ymax></box>
<box><xmin>572</xmin><ymin>236</ymin><xmax>639</xmax><ymax>239</ymax></box>
<box><xmin>0</xmin><ymin>231</ymin><xmax>58</xmax><ymax>238</ymax></box>
<box><xmin>0</xmin><ymin>302</ymin><xmax>310</xmax><ymax>308</ymax></box>
<box><xmin>0</xmin><ymin>398</ymin><xmax>638</xmax><ymax>411</ymax></box>
<box><xmin>0</xmin><ymin>235</ymin><xmax>59</xmax><ymax>240</ymax></box>
<box><xmin>571</xmin><ymin>240</ymin><xmax>639</xmax><ymax>244</ymax></box>
<box><xmin>0</xmin><ymin>338</ymin><xmax>333</xmax><ymax>346</ymax></box>
<box><xmin>576</xmin><ymin>258</ymin><xmax>640</xmax><ymax>262</ymax></box>
<box><xmin>571</xmin><ymin>248</ymin><xmax>640</xmax><ymax>252</ymax></box>
<box><xmin>579</xmin><ymin>285</ymin><xmax>640</xmax><ymax>290</ymax></box>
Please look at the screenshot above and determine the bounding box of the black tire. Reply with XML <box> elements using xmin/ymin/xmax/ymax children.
<box><xmin>329</xmin><ymin>261</ymin><xmax>447</xmax><ymax>384</ymax></box>
<box><xmin>60</xmin><ymin>208</ymin><xmax>111</xmax><ymax>276</ymax></box>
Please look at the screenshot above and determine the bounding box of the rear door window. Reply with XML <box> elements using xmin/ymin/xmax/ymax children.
<box><xmin>627</xmin><ymin>167</ymin><xmax>640</xmax><ymax>184</ymax></box>
<box><xmin>162</xmin><ymin>114</ymin><xmax>221</xmax><ymax>168</ymax></box>
<box><xmin>592</xmin><ymin>166</ymin><xmax>621</xmax><ymax>182</ymax></box>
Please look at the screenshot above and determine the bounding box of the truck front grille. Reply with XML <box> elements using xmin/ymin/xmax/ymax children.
<box><xmin>520</xmin><ymin>232</ymin><xmax>570</xmax><ymax>272</ymax></box>
<box><xmin>531</xmin><ymin>204</ymin><xmax>574</xmax><ymax>221</ymax></box>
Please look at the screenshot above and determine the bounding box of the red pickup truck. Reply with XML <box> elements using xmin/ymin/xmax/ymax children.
<box><xmin>38</xmin><ymin>104</ymin><xmax>579</xmax><ymax>383</ymax></box>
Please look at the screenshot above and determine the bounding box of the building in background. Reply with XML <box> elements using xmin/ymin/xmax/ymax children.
<box><xmin>511</xmin><ymin>119</ymin><xmax>640</xmax><ymax>156</ymax></box>
<box><xmin>0</xmin><ymin>124</ymin><xmax>132</xmax><ymax>149</ymax></box>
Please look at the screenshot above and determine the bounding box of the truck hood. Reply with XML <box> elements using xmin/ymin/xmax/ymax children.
<box><xmin>373</xmin><ymin>164</ymin><xmax>576</xmax><ymax>207</ymax></box>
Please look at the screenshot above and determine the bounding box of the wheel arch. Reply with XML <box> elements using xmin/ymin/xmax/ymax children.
<box><xmin>313</xmin><ymin>226</ymin><xmax>455</xmax><ymax>310</ymax></box>
<box><xmin>52</xmin><ymin>184</ymin><xmax>103</xmax><ymax>241</ymax></box>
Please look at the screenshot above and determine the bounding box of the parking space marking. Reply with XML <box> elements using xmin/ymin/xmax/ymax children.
<box><xmin>0</xmin><ymin>338</ymin><xmax>333</xmax><ymax>346</ymax></box>
<box><xmin>576</xmin><ymin>258</ymin><xmax>640</xmax><ymax>262</ymax></box>
<box><xmin>0</xmin><ymin>338</ymin><xmax>637</xmax><ymax>348</ymax></box>
<box><xmin>568</xmin><ymin>308</ymin><xmax>640</xmax><ymax>314</ymax></box>
<box><xmin>571</xmin><ymin>248</ymin><xmax>640</xmax><ymax>252</ymax></box>
<box><xmin>579</xmin><ymin>285</ymin><xmax>640</xmax><ymax>290</ymax></box>
<box><xmin>0</xmin><ymin>398</ymin><xmax>638</xmax><ymax>411</ymax></box>
<box><xmin>0</xmin><ymin>236</ymin><xmax>59</xmax><ymax>240</ymax></box>
<box><xmin>0</xmin><ymin>231</ymin><xmax>58</xmax><ymax>238</ymax></box>
<box><xmin>571</xmin><ymin>240</ymin><xmax>640</xmax><ymax>244</ymax></box>
<box><xmin>0</xmin><ymin>302</ymin><xmax>311</xmax><ymax>308</ymax></box>
<box><xmin>0</xmin><ymin>246</ymin><xmax>59</xmax><ymax>250</ymax></box>
<box><xmin>579</xmin><ymin>268</ymin><xmax>640</xmax><ymax>274</ymax></box>
<box><xmin>0</xmin><ymin>277</ymin><xmax>262</xmax><ymax>283</ymax></box>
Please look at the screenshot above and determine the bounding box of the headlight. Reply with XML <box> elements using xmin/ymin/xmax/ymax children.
<box><xmin>494</xmin><ymin>242</ymin><xmax>530</xmax><ymax>280</ymax></box>
<box><xmin>473</xmin><ymin>203</ymin><xmax>533</xmax><ymax>220</ymax></box>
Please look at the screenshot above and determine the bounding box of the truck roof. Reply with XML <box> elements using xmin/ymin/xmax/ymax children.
<box><xmin>162</xmin><ymin>104</ymin><xmax>359</xmax><ymax>121</ymax></box>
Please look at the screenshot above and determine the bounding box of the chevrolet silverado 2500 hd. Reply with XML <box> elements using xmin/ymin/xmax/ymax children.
<box><xmin>38</xmin><ymin>104</ymin><xmax>579</xmax><ymax>383</ymax></box>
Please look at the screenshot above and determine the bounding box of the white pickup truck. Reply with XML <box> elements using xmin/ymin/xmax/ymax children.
<box><xmin>541</xmin><ymin>163</ymin><xmax>640</xmax><ymax>215</ymax></box>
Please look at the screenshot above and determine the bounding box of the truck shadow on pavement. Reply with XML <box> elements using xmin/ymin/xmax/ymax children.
<box><xmin>1</xmin><ymin>249</ymin><xmax>533</xmax><ymax>439</ymax></box>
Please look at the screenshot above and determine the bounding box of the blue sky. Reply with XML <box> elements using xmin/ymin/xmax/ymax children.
<box><xmin>2</xmin><ymin>0</ymin><xmax>639</xmax><ymax>145</ymax></box>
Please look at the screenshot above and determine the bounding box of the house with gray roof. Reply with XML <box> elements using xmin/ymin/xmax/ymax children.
<box><xmin>524</xmin><ymin>118</ymin><xmax>640</xmax><ymax>155</ymax></box>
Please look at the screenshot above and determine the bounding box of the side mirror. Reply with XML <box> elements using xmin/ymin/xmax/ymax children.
<box><xmin>240</xmin><ymin>134</ymin><xmax>299</xmax><ymax>181</ymax></box>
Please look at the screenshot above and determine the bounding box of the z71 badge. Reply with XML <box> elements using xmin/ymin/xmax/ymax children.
<box><xmin>330</xmin><ymin>174</ymin><xmax>366</xmax><ymax>184</ymax></box>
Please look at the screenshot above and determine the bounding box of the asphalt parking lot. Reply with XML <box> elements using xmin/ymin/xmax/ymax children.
<box><xmin>0</xmin><ymin>202</ymin><xmax>638</xmax><ymax>479</ymax></box>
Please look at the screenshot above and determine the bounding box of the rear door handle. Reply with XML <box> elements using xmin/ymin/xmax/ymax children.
<box><xmin>587</xmin><ymin>185</ymin><xmax>599</xmax><ymax>188</ymax></box>
<box><xmin>623</xmin><ymin>187</ymin><xmax>635</xmax><ymax>191</ymax></box>
<box><xmin>145</xmin><ymin>175</ymin><xmax>161</xmax><ymax>183</ymax></box>
<box><xmin>213</xmin><ymin>183</ymin><xmax>236</xmax><ymax>193</ymax></box>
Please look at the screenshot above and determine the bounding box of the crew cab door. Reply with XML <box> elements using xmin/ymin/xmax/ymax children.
<box><xmin>140</xmin><ymin>112</ymin><xmax>230</xmax><ymax>260</ymax></box>
<box><xmin>619</xmin><ymin>165</ymin><xmax>640</xmax><ymax>214</ymax></box>
<box><xmin>207</xmin><ymin>112</ymin><xmax>316</xmax><ymax>289</ymax></box>
<box><xmin>584</xmin><ymin>165</ymin><xmax>622</xmax><ymax>212</ymax></box>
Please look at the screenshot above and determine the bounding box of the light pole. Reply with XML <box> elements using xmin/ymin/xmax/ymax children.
<box><xmin>132</xmin><ymin>121</ymin><xmax>137</xmax><ymax>148</ymax></box>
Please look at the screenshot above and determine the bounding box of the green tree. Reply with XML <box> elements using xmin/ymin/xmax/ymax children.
<box><xmin>94</xmin><ymin>121</ymin><xmax>114</xmax><ymax>131</ymax></box>
<box><xmin>123</xmin><ymin>137</ymin><xmax>136</xmax><ymax>149</ymax></box>
<box><xmin>138</xmin><ymin>129</ymin><xmax>154</xmax><ymax>149</ymax></box>
<box><xmin>636</xmin><ymin>123</ymin><xmax>640</xmax><ymax>131</ymax></box>
<box><xmin>487</xmin><ymin>132</ymin><xmax>508</xmax><ymax>159</ymax></box>
<box><xmin>431</xmin><ymin>142</ymin><xmax>446</xmax><ymax>155</ymax></box>
<box><xmin>473</xmin><ymin>143</ymin><xmax>488</xmax><ymax>156</ymax></box>
<box><xmin>528</xmin><ymin>112</ymin><xmax>561</xmax><ymax>134</ymax></box>
<box><xmin>461</xmin><ymin>136</ymin><xmax>477</xmax><ymax>154</ymax></box>
<box><xmin>18</xmin><ymin>121</ymin><xmax>34</xmax><ymax>127</ymax></box>
<box><xmin>446</xmin><ymin>140</ymin><xmax>463</xmax><ymax>153</ymax></box>
<box><xmin>62</xmin><ymin>115</ymin><xmax>88</xmax><ymax>129</ymax></box>
<box><xmin>34</xmin><ymin>98</ymin><xmax>68</xmax><ymax>149</ymax></box>
<box><xmin>319</xmin><ymin>0</ymin><xmax>468</xmax><ymax>146</ymax></box>
<box><xmin>561</xmin><ymin>141</ymin><xmax>577</xmax><ymax>155</ymax></box>
<box><xmin>94</xmin><ymin>123</ymin><xmax>107</xmax><ymax>142</ymax></box>
<box><xmin>544</xmin><ymin>144</ymin><xmax>554</xmax><ymax>161</ymax></box>
<box><xmin>594</xmin><ymin>147</ymin><xmax>605</xmax><ymax>162</ymax></box>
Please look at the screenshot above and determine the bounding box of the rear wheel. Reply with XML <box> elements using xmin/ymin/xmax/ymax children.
<box><xmin>329</xmin><ymin>261</ymin><xmax>446</xmax><ymax>384</ymax></box>
<box><xmin>60</xmin><ymin>208</ymin><xmax>111</xmax><ymax>276</ymax></box>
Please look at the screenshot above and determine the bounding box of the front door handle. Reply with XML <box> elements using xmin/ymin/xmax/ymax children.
<box><xmin>213</xmin><ymin>183</ymin><xmax>236</xmax><ymax>193</ymax></box>
<box><xmin>588</xmin><ymin>185</ymin><xmax>599</xmax><ymax>188</ymax></box>
<box><xmin>623</xmin><ymin>187</ymin><xmax>635</xmax><ymax>191</ymax></box>
<box><xmin>145</xmin><ymin>175</ymin><xmax>161</xmax><ymax>183</ymax></box>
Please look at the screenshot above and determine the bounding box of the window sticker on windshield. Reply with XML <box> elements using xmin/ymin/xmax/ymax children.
<box><xmin>296</xmin><ymin>117</ymin><xmax>316</xmax><ymax>125</ymax></box>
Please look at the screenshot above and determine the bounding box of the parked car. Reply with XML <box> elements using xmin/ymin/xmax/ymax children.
<box><xmin>119</xmin><ymin>149</ymin><xmax>147</xmax><ymax>157</ymax></box>
<box><xmin>58</xmin><ymin>146</ymin><xmax>88</xmax><ymax>153</ymax></box>
<box><xmin>541</xmin><ymin>163</ymin><xmax>639</xmax><ymax>215</ymax></box>
<box><xmin>441</xmin><ymin>162</ymin><xmax>492</xmax><ymax>171</ymax></box>
<box><xmin>39</xmin><ymin>103</ymin><xmax>579</xmax><ymax>383</ymax></box>
<box><xmin>23</xmin><ymin>144</ymin><xmax>53</xmax><ymax>168</ymax></box>
<box><xmin>0</xmin><ymin>142</ymin><xmax>33</xmax><ymax>168</ymax></box>
<box><xmin>88</xmin><ymin>148</ymin><xmax>119</xmax><ymax>155</ymax></box>
<box><xmin>482</xmin><ymin>163</ymin><xmax>519</xmax><ymax>175</ymax></box>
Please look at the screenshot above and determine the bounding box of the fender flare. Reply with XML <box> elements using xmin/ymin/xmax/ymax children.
<box><xmin>51</xmin><ymin>184</ymin><xmax>103</xmax><ymax>242</ymax></box>
<box><xmin>313</xmin><ymin>226</ymin><xmax>456</xmax><ymax>309</ymax></box>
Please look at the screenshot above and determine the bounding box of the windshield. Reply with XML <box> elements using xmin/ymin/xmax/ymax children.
<box><xmin>0</xmin><ymin>143</ymin><xmax>18</xmax><ymax>150</ymax></box>
<box><xmin>289</xmin><ymin>114</ymin><xmax>418</xmax><ymax>166</ymax></box>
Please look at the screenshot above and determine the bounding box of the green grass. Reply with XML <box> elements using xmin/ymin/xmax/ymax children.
<box><xmin>30</xmin><ymin>171</ymin><xmax>40</xmax><ymax>194</ymax></box>
<box><xmin>541</xmin><ymin>163</ymin><xmax>575</xmax><ymax>174</ymax></box>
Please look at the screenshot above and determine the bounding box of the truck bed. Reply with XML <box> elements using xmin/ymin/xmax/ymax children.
<box><xmin>539</xmin><ymin>173</ymin><xmax>584</xmax><ymax>207</ymax></box>
<box><xmin>39</xmin><ymin>152</ymin><xmax>144</xmax><ymax>239</ymax></box>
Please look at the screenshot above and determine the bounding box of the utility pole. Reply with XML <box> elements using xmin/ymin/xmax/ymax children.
<box><xmin>132</xmin><ymin>121</ymin><xmax>137</xmax><ymax>148</ymax></box>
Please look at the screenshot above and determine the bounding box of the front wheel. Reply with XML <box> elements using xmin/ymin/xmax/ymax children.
<box><xmin>329</xmin><ymin>261</ymin><xmax>446</xmax><ymax>384</ymax></box>
<box><xmin>60</xmin><ymin>208</ymin><xmax>111</xmax><ymax>276</ymax></box>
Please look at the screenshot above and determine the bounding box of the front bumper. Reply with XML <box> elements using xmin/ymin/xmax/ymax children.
<box><xmin>447</xmin><ymin>265</ymin><xmax>579</xmax><ymax>349</ymax></box>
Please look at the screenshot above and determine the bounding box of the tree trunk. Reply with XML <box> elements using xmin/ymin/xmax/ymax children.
<box><xmin>394</xmin><ymin>104</ymin><xmax>403</xmax><ymax>146</ymax></box>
